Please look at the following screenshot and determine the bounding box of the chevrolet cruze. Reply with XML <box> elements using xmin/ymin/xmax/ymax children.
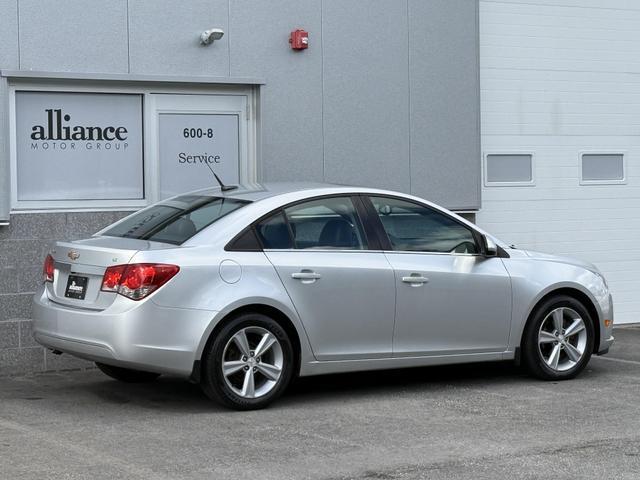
<box><xmin>33</xmin><ymin>183</ymin><xmax>615</xmax><ymax>410</ymax></box>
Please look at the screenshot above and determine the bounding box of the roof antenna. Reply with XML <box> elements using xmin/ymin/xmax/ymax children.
<box><xmin>203</xmin><ymin>160</ymin><xmax>237</xmax><ymax>192</ymax></box>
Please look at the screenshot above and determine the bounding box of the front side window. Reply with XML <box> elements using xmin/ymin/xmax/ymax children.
<box><xmin>369</xmin><ymin>196</ymin><xmax>478</xmax><ymax>254</ymax></box>
<box><xmin>102</xmin><ymin>195</ymin><xmax>249</xmax><ymax>245</ymax></box>
<box><xmin>256</xmin><ymin>196</ymin><xmax>368</xmax><ymax>250</ymax></box>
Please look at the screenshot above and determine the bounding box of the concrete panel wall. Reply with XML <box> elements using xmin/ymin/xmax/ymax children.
<box><xmin>18</xmin><ymin>0</ymin><xmax>129</xmax><ymax>73</ymax></box>
<box><xmin>129</xmin><ymin>0</ymin><xmax>230</xmax><ymax>76</ymax></box>
<box><xmin>409</xmin><ymin>0</ymin><xmax>481</xmax><ymax>210</ymax></box>
<box><xmin>0</xmin><ymin>0</ymin><xmax>18</xmax><ymax>69</ymax></box>
<box><xmin>229</xmin><ymin>0</ymin><xmax>324</xmax><ymax>182</ymax></box>
<box><xmin>322</xmin><ymin>0</ymin><xmax>411</xmax><ymax>192</ymax></box>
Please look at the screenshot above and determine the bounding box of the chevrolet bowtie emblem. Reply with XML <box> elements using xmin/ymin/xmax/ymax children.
<box><xmin>67</xmin><ymin>250</ymin><xmax>80</xmax><ymax>261</ymax></box>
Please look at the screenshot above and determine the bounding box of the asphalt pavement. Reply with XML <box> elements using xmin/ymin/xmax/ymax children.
<box><xmin>1</xmin><ymin>326</ymin><xmax>639</xmax><ymax>479</ymax></box>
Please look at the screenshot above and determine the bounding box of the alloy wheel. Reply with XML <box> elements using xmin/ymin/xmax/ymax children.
<box><xmin>221</xmin><ymin>326</ymin><xmax>284</xmax><ymax>399</ymax></box>
<box><xmin>537</xmin><ymin>307</ymin><xmax>587</xmax><ymax>372</ymax></box>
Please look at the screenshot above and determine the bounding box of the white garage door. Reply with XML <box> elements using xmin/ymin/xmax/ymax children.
<box><xmin>477</xmin><ymin>0</ymin><xmax>640</xmax><ymax>324</ymax></box>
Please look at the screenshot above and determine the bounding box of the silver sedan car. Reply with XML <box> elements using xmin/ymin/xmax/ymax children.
<box><xmin>33</xmin><ymin>183</ymin><xmax>614</xmax><ymax>410</ymax></box>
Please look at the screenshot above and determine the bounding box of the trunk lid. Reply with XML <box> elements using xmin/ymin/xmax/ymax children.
<box><xmin>48</xmin><ymin>236</ymin><xmax>174</xmax><ymax>310</ymax></box>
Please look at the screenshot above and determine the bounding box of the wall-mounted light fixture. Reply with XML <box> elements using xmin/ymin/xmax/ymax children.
<box><xmin>200</xmin><ymin>28</ymin><xmax>224</xmax><ymax>45</ymax></box>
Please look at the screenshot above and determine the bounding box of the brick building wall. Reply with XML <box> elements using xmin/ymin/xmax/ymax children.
<box><xmin>0</xmin><ymin>211</ymin><xmax>128</xmax><ymax>375</ymax></box>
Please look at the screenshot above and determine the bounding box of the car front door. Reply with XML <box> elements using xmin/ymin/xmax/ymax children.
<box><xmin>363</xmin><ymin>195</ymin><xmax>512</xmax><ymax>357</ymax></box>
<box><xmin>258</xmin><ymin>195</ymin><xmax>396</xmax><ymax>361</ymax></box>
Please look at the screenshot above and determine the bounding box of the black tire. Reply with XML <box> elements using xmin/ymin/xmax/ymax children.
<box><xmin>521</xmin><ymin>295</ymin><xmax>595</xmax><ymax>380</ymax></box>
<box><xmin>95</xmin><ymin>362</ymin><xmax>161</xmax><ymax>383</ymax></box>
<box><xmin>201</xmin><ymin>313</ymin><xmax>294</xmax><ymax>410</ymax></box>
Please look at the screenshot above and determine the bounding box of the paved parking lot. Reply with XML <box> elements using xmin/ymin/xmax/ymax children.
<box><xmin>1</xmin><ymin>326</ymin><xmax>639</xmax><ymax>479</ymax></box>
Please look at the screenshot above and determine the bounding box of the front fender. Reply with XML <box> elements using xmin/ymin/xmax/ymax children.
<box><xmin>503</xmin><ymin>257</ymin><xmax>612</xmax><ymax>352</ymax></box>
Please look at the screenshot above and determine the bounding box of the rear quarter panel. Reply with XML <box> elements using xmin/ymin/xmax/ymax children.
<box><xmin>130</xmin><ymin>246</ymin><xmax>317</xmax><ymax>369</ymax></box>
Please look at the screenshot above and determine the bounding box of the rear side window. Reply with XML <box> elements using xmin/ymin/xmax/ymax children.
<box><xmin>256</xmin><ymin>212</ymin><xmax>293</xmax><ymax>249</ymax></box>
<box><xmin>255</xmin><ymin>196</ymin><xmax>368</xmax><ymax>250</ymax></box>
<box><xmin>369</xmin><ymin>196</ymin><xmax>478</xmax><ymax>254</ymax></box>
<box><xmin>102</xmin><ymin>195</ymin><xmax>249</xmax><ymax>245</ymax></box>
<box><xmin>285</xmin><ymin>196</ymin><xmax>367</xmax><ymax>250</ymax></box>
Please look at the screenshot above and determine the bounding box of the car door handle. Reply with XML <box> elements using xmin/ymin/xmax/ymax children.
<box><xmin>291</xmin><ymin>271</ymin><xmax>322</xmax><ymax>281</ymax></box>
<box><xmin>401</xmin><ymin>274</ymin><xmax>429</xmax><ymax>285</ymax></box>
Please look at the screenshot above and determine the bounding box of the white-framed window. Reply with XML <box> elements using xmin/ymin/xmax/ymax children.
<box><xmin>484</xmin><ymin>153</ymin><xmax>534</xmax><ymax>187</ymax></box>
<box><xmin>11</xmin><ymin>90</ymin><xmax>146</xmax><ymax>208</ymax></box>
<box><xmin>8</xmin><ymin>82</ymin><xmax>258</xmax><ymax>212</ymax></box>
<box><xmin>149</xmin><ymin>94</ymin><xmax>254</xmax><ymax>200</ymax></box>
<box><xmin>579</xmin><ymin>152</ymin><xmax>626</xmax><ymax>185</ymax></box>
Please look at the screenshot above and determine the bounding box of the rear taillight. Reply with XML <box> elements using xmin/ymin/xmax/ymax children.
<box><xmin>101</xmin><ymin>263</ymin><xmax>179</xmax><ymax>300</ymax></box>
<box><xmin>43</xmin><ymin>254</ymin><xmax>55</xmax><ymax>283</ymax></box>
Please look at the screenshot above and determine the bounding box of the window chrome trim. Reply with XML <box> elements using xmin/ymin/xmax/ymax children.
<box><xmin>263</xmin><ymin>248</ymin><xmax>385</xmax><ymax>254</ymax></box>
<box><xmin>381</xmin><ymin>250</ymin><xmax>484</xmax><ymax>257</ymax></box>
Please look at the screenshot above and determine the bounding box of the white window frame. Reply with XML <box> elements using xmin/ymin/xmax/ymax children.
<box><xmin>579</xmin><ymin>151</ymin><xmax>627</xmax><ymax>186</ymax></box>
<box><xmin>8</xmin><ymin>81</ymin><xmax>259</xmax><ymax>212</ymax></box>
<box><xmin>483</xmin><ymin>151</ymin><xmax>535</xmax><ymax>187</ymax></box>
<box><xmin>148</xmin><ymin>94</ymin><xmax>253</xmax><ymax>202</ymax></box>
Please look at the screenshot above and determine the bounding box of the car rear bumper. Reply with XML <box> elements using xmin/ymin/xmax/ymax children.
<box><xmin>32</xmin><ymin>287</ymin><xmax>216</xmax><ymax>376</ymax></box>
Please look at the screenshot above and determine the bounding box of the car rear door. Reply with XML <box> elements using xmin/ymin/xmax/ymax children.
<box><xmin>362</xmin><ymin>195</ymin><xmax>512</xmax><ymax>357</ymax></box>
<box><xmin>259</xmin><ymin>195</ymin><xmax>396</xmax><ymax>361</ymax></box>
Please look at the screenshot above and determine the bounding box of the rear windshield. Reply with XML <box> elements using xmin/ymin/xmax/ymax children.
<box><xmin>102</xmin><ymin>195</ymin><xmax>250</xmax><ymax>245</ymax></box>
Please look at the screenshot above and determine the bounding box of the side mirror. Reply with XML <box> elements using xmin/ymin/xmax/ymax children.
<box><xmin>482</xmin><ymin>234</ymin><xmax>498</xmax><ymax>257</ymax></box>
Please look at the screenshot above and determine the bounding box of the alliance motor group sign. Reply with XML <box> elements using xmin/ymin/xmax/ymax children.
<box><xmin>15</xmin><ymin>91</ymin><xmax>144</xmax><ymax>201</ymax></box>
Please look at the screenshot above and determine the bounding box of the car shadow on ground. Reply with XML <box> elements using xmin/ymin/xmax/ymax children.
<box><xmin>23</xmin><ymin>327</ymin><xmax>633</xmax><ymax>412</ymax></box>
<box><xmin>76</xmin><ymin>351</ymin><xmax>623</xmax><ymax>412</ymax></box>
<box><xmin>84</xmin><ymin>376</ymin><xmax>213</xmax><ymax>411</ymax></box>
<box><xmin>283</xmin><ymin>361</ymin><xmax>527</xmax><ymax>404</ymax></box>
<box><xmin>81</xmin><ymin>360</ymin><xmax>532</xmax><ymax>412</ymax></box>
